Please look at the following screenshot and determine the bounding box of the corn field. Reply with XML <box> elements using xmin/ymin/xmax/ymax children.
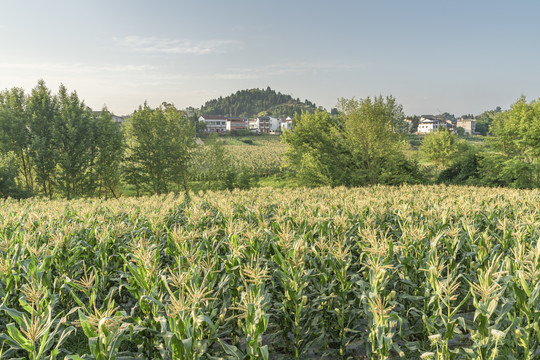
<box><xmin>0</xmin><ymin>185</ymin><xmax>539</xmax><ymax>359</ymax></box>
<box><xmin>227</xmin><ymin>144</ymin><xmax>286</xmax><ymax>176</ymax></box>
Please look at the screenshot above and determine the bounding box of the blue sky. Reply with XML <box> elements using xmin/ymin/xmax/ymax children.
<box><xmin>1</xmin><ymin>0</ymin><xmax>539</xmax><ymax>116</ymax></box>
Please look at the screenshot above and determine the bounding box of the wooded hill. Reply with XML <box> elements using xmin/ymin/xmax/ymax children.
<box><xmin>200</xmin><ymin>87</ymin><xmax>320</xmax><ymax>117</ymax></box>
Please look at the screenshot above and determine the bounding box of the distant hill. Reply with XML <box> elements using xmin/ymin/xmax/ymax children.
<box><xmin>200</xmin><ymin>87</ymin><xmax>320</xmax><ymax>117</ymax></box>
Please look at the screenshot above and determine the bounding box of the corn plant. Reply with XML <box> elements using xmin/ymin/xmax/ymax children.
<box><xmin>362</xmin><ymin>254</ymin><xmax>402</xmax><ymax>360</ymax></box>
<box><xmin>222</xmin><ymin>256</ymin><xmax>271</xmax><ymax>360</ymax></box>
<box><xmin>466</xmin><ymin>254</ymin><xmax>514</xmax><ymax>359</ymax></box>
<box><xmin>0</xmin><ymin>281</ymin><xmax>77</xmax><ymax>360</ymax></box>
<box><xmin>161</xmin><ymin>266</ymin><xmax>217</xmax><ymax>359</ymax></box>
<box><xmin>421</xmin><ymin>253</ymin><xmax>470</xmax><ymax>360</ymax></box>
<box><xmin>68</xmin><ymin>300</ymin><xmax>132</xmax><ymax>360</ymax></box>
<box><xmin>271</xmin><ymin>236</ymin><xmax>318</xmax><ymax>359</ymax></box>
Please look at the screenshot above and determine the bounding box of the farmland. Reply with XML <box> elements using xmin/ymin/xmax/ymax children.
<box><xmin>0</xmin><ymin>185</ymin><xmax>539</xmax><ymax>359</ymax></box>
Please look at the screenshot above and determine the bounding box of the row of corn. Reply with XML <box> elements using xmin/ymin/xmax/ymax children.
<box><xmin>0</xmin><ymin>185</ymin><xmax>538</xmax><ymax>359</ymax></box>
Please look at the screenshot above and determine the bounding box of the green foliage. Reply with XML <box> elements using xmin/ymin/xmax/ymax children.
<box><xmin>54</xmin><ymin>85</ymin><xmax>95</xmax><ymax>198</ymax></box>
<box><xmin>475</xmin><ymin>106</ymin><xmax>501</xmax><ymax>136</ymax></box>
<box><xmin>419</xmin><ymin>130</ymin><xmax>467</xmax><ymax>168</ymax></box>
<box><xmin>438</xmin><ymin>151</ymin><xmax>480</xmax><ymax>184</ymax></box>
<box><xmin>0</xmin><ymin>81</ymin><xmax>128</xmax><ymax>198</ymax></box>
<box><xmin>340</xmin><ymin>95</ymin><xmax>409</xmax><ymax>185</ymax></box>
<box><xmin>124</xmin><ymin>103</ymin><xmax>195</xmax><ymax>194</ymax></box>
<box><xmin>93</xmin><ymin>109</ymin><xmax>124</xmax><ymax>199</ymax></box>
<box><xmin>282</xmin><ymin>110</ymin><xmax>348</xmax><ymax>187</ymax></box>
<box><xmin>488</xmin><ymin>96</ymin><xmax>540</xmax><ymax>188</ymax></box>
<box><xmin>0</xmin><ymin>87</ymin><xmax>33</xmax><ymax>192</ymax></box>
<box><xmin>0</xmin><ymin>152</ymin><xmax>26</xmax><ymax>198</ymax></box>
<box><xmin>27</xmin><ymin>80</ymin><xmax>58</xmax><ymax>198</ymax></box>
<box><xmin>201</xmin><ymin>87</ymin><xmax>319</xmax><ymax>117</ymax></box>
<box><xmin>283</xmin><ymin>97</ymin><xmax>424</xmax><ymax>187</ymax></box>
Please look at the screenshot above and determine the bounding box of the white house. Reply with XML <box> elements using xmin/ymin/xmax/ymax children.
<box><xmin>199</xmin><ymin>115</ymin><xmax>227</xmax><ymax>133</ymax></box>
<box><xmin>250</xmin><ymin>116</ymin><xmax>281</xmax><ymax>133</ymax></box>
<box><xmin>417</xmin><ymin>116</ymin><xmax>444</xmax><ymax>134</ymax></box>
<box><xmin>280</xmin><ymin>117</ymin><xmax>293</xmax><ymax>132</ymax></box>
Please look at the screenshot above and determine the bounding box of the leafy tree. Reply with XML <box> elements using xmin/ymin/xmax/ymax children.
<box><xmin>0</xmin><ymin>88</ymin><xmax>33</xmax><ymax>191</ymax></box>
<box><xmin>339</xmin><ymin>95</ymin><xmax>407</xmax><ymax>185</ymax></box>
<box><xmin>27</xmin><ymin>80</ymin><xmax>58</xmax><ymax>198</ymax></box>
<box><xmin>0</xmin><ymin>152</ymin><xmax>23</xmax><ymax>198</ymax></box>
<box><xmin>54</xmin><ymin>84</ymin><xmax>95</xmax><ymax>198</ymax></box>
<box><xmin>488</xmin><ymin>96</ymin><xmax>540</xmax><ymax>188</ymax></box>
<box><xmin>124</xmin><ymin>103</ymin><xmax>195</xmax><ymax>195</ymax></box>
<box><xmin>438</xmin><ymin>151</ymin><xmax>480</xmax><ymax>184</ymax></box>
<box><xmin>475</xmin><ymin>107</ymin><xmax>501</xmax><ymax>136</ymax></box>
<box><xmin>419</xmin><ymin>130</ymin><xmax>460</xmax><ymax>167</ymax></box>
<box><xmin>93</xmin><ymin>108</ymin><xmax>124</xmax><ymax>198</ymax></box>
<box><xmin>282</xmin><ymin>110</ymin><xmax>348</xmax><ymax>187</ymax></box>
<box><xmin>199</xmin><ymin>135</ymin><xmax>235</xmax><ymax>189</ymax></box>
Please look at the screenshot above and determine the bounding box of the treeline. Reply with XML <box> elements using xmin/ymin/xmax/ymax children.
<box><xmin>284</xmin><ymin>95</ymin><xmax>540</xmax><ymax>189</ymax></box>
<box><xmin>0</xmin><ymin>80</ymin><xmax>124</xmax><ymax>199</ymax></box>
<box><xmin>0</xmin><ymin>81</ymin><xmax>261</xmax><ymax>199</ymax></box>
<box><xmin>200</xmin><ymin>86</ymin><xmax>319</xmax><ymax>117</ymax></box>
<box><xmin>2</xmin><ymin>80</ymin><xmax>539</xmax><ymax>198</ymax></box>
<box><xmin>0</xmin><ymin>82</ymin><xmax>180</xmax><ymax>198</ymax></box>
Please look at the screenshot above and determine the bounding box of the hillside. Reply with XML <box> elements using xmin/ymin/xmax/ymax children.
<box><xmin>200</xmin><ymin>87</ymin><xmax>320</xmax><ymax>117</ymax></box>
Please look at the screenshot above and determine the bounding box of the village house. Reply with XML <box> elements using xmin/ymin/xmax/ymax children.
<box><xmin>225</xmin><ymin>117</ymin><xmax>248</xmax><ymax>131</ymax></box>
<box><xmin>198</xmin><ymin>115</ymin><xmax>227</xmax><ymax>133</ymax></box>
<box><xmin>280</xmin><ymin>116</ymin><xmax>293</xmax><ymax>132</ymax></box>
<box><xmin>249</xmin><ymin>116</ymin><xmax>281</xmax><ymax>133</ymax></box>
<box><xmin>456</xmin><ymin>118</ymin><xmax>476</xmax><ymax>135</ymax></box>
<box><xmin>417</xmin><ymin>116</ymin><xmax>443</xmax><ymax>134</ymax></box>
<box><xmin>199</xmin><ymin>115</ymin><xmax>250</xmax><ymax>133</ymax></box>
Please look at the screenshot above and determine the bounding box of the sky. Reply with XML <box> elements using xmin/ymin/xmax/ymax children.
<box><xmin>1</xmin><ymin>0</ymin><xmax>539</xmax><ymax>116</ymax></box>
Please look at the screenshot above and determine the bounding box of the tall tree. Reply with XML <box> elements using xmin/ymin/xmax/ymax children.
<box><xmin>339</xmin><ymin>95</ymin><xmax>407</xmax><ymax>185</ymax></box>
<box><xmin>419</xmin><ymin>129</ymin><xmax>460</xmax><ymax>167</ymax></box>
<box><xmin>54</xmin><ymin>84</ymin><xmax>95</xmax><ymax>198</ymax></box>
<box><xmin>27</xmin><ymin>80</ymin><xmax>58</xmax><ymax>198</ymax></box>
<box><xmin>124</xmin><ymin>103</ymin><xmax>195</xmax><ymax>194</ymax></box>
<box><xmin>93</xmin><ymin>108</ymin><xmax>124</xmax><ymax>198</ymax></box>
<box><xmin>0</xmin><ymin>87</ymin><xmax>33</xmax><ymax>191</ymax></box>
<box><xmin>488</xmin><ymin>96</ymin><xmax>540</xmax><ymax>188</ymax></box>
<box><xmin>282</xmin><ymin>110</ymin><xmax>348</xmax><ymax>186</ymax></box>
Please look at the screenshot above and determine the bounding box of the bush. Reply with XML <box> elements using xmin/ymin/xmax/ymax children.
<box><xmin>0</xmin><ymin>152</ymin><xmax>30</xmax><ymax>198</ymax></box>
<box><xmin>438</xmin><ymin>152</ymin><xmax>480</xmax><ymax>185</ymax></box>
<box><xmin>240</xmin><ymin>138</ymin><xmax>254</xmax><ymax>145</ymax></box>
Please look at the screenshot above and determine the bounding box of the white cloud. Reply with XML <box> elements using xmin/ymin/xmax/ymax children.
<box><xmin>211</xmin><ymin>62</ymin><xmax>363</xmax><ymax>80</ymax></box>
<box><xmin>0</xmin><ymin>62</ymin><xmax>158</xmax><ymax>74</ymax></box>
<box><xmin>117</xmin><ymin>36</ymin><xmax>240</xmax><ymax>55</ymax></box>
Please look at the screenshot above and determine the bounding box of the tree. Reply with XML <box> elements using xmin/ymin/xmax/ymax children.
<box><xmin>475</xmin><ymin>107</ymin><xmax>501</xmax><ymax>136</ymax></box>
<box><xmin>339</xmin><ymin>95</ymin><xmax>407</xmax><ymax>185</ymax></box>
<box><xmin>54</xmin><ymin>84</ymin><xmax>95</xmax><ymax>198</ymax></box>
<box><xmin>0</xmin><ymin>152</ymin><xmax>19</xmax><ymax>198</ymax></box>
<box><xmin>282</xmin><ymin>110</ymin><xmax>348</xmax><ymax>187</ymax></box>
<box><xmin>194</xmin><ymin>135</ymin><xmax>237</xmax><ymax>190</ymax></box>
<box><xmin>488</xmin><ymin>96</ymin><xmax>540</xmax><ymax>188</ymax></box>
<box><xmin>93</xmin><ymin>108</ymin><xmax>124</xmax><ymax>198</ymax></box>
<box><xmin>419</xmin><ymin>130</ymin><xmax>460</xmax><ymax>167</ymax></box>
<box><xmin>27</xmin><ymin>80</ymin><xmax>58</xmax><ymax>198</ymax></box>
<box><xmin>0</xmin><ymin>87</ymin><xmax>33</xmax><ymax>191</ymax></box>
<box><xmin>124</xmin><ymin>103</ymin><xmax>195</xmax><ymax>195</ymax></box>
